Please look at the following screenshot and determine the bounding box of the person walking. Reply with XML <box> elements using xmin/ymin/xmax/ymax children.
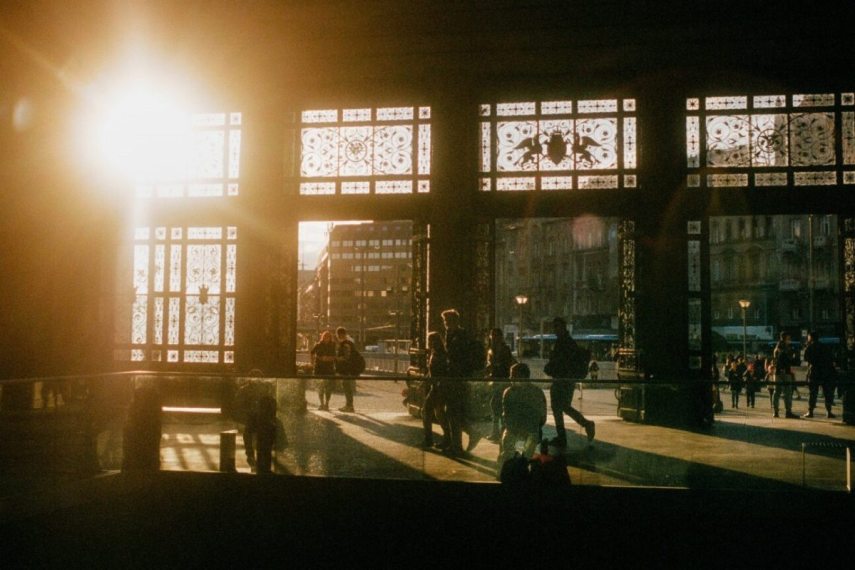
<box><xmin>486</xmin><ymin>327</ymin><xmax>515</xmax><ymax>442</ymax></box>
<box><xmin>311</xmin><ymin>330</ymin><xmax>337</xmax><ymax>411</ymax></box>
<box><xmin>803</xmin><ymin>331</ymin><xmax>837</xmax><ymax>419</ymax></box>
<box><xmin>545</xmin><ymin>317</ymin><xmax>595</xmax><ymax>447</ymax></box>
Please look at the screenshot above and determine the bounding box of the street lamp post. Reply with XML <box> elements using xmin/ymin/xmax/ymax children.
<box><xmin>738</xmin><ymin>299</ymin><xmax>751</xmax><ymax>357</ymax></box>
<box><xmin>514</xmin><ymin>294</ymin><xmax>529</xmax><ymax>357</ymax></box>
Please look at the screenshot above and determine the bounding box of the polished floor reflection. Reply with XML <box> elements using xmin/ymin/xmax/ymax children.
<box><xmin>155</xmin><ymin>379</ymin><xmax>853</xmax><ymax>492</ymax></box>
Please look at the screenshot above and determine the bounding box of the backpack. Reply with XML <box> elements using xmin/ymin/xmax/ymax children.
<box><xmin>544</xmin><ymin>339</ymin><xmax>590</xmax><ymax>379</ymax></box>
<box><xmin>349</xmin><ymin>345</ymin><xmax>366</xmax><ymax>376</ymax></box>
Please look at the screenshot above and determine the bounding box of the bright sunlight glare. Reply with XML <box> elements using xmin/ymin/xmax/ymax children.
<box><xmin>76</xmin><ymin>74</ymin><xmax>191</xmax><ymax>184</ymax></box>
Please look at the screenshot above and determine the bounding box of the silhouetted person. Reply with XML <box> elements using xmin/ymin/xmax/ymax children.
<box><xmin>311</xmin><ymin>330</ymin><xmax>337</xmax><ymax>411</ymax></box>
<box><xmin>803</xmin><ymin>331</ymin><xmax>837</xmax><ymax>419</ymax></box>
<box><xmin>122</xmin><ymin>385</ymin><xmax>161</xmax><ymax>472</ymax></box>
<box><xmin>441</xmin><ymin>309</ymin><xmax>481</xmax><ymax>455</ymax></box>
<box><xmin>234</xmin><ymin>369</ymin><xmax>266</xmax><ymax>470</ymax></box>
<box><xmin>487</xmin><ymin>327</ymin><xmax>515</xmax><ymax>442</ymax></box>
<box><xmin>772</xmin><ymin>332</ymin><xmax>798</xmax><ymax>418</ymax></box>
<box><xmin>250</xmin><ymin>393</ymin><xmax>278</xmax><ymax>474</ymax></box>
<box><xmin>335</xmin><ymin>327</ymin><xmax>357</xmax><ymax>413</ymax></box>
<box><xmin>545</xmin><ymin>317</ymin><xmax>595</xmax><ymax>447</ymax></box>
<box><xmin>422</xmin><ymin>331</ymin><xmax>451</xmax><ymax>449</ymax></box>
<box><xmin>727</xmin><ymin>357</ymin><xmax>744</xmax><ymax>408</ymax></box>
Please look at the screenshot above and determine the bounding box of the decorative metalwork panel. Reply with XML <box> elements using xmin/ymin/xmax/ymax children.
<box><xmin>473</xmin><ymin>222</ymin><xmax>494</xmax><ymax>336</ymax></box>
<box><xmin>687</xmin><ymin>220</ymin><xmax>704</xmax><ymax>370</ymax></box>
<box><xmin>686</xmin><ymin>93</ymin><xmax>853</xmax><ymax>189</ymax></box>
<box><xmin>618</xmin><ymin>220</ymin><xmax>636</xmax><ymax>349</ymax></box>
<box><xmin>844</xmin><ymin>222</ymin><xmax>855</xmax><ymax>361</ymax></box>
<box><xmin>135</xmin><ymin>112</ymin><xmax>242</xmax><ymax>198</ymax></box>
<box><xmin>480</xmin><ymin>99</ymin><xmax>637</xmax><ymax>192</ymax></box>
<box><xmin>121</xmin><ymin>226</ymin><xmax>238</xmax><ymax>364</ymax></box>
<box><xmin>410</xmin><ymin>221</ymin><xmax>430</xmax><ymax>371</ymax></box>
<box><xmin>299</xmin><ymin>106</ymin><xmax>431</xmax><ymax>195</ymax></box>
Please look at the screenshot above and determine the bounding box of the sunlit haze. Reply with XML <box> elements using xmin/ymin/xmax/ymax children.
<box><xmin>75</xmin><ymin>74</ymin><xmax>192</xmax><ymax>184</ymax></box>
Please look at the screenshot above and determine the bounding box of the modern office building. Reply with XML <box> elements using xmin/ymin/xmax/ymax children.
<box><xmin>305</xmin><ymin>221</ymin><xmax>413</xmax><ymax>347</ymax></box>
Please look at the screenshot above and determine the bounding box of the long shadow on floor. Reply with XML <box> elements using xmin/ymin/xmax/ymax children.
<box><xmin>685</xmin><ymin>418</ymin><xmax>855</xmax><ymax>460</ymax></box>
<box><xmin>335</xmin><ymin>413</ymin><xmax>498</xmax><ymax>477</ymax></box>
<box><xmin>561</xmin><ymin>432</ymin><xmax>807</xmax><ymax>491</ymax></box>
<box><xmin>279</xmin><ymin>411</ymin><xmax>436</xmax><ymax>480</ymax></box>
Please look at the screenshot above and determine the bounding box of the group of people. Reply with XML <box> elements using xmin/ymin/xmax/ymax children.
<box><xmin>715</xmin><ymin>331</ymin><xmax>838</xmax><ymax>419</ymax></box>
<box><xmin>309</xmin><ymin>326</ymin><xmax>360</xmax><ymax>412</ymax></box>
<box><xmin>421</xmin><ymin>310</ymin><xmax>595</xmax><ymax>464</ymax></box>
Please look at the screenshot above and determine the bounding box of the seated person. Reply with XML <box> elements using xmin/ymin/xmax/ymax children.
<box><xmin>496</xmin><ymin>363</ymin><xmax>547</xmax><ymax>476</ymax></box>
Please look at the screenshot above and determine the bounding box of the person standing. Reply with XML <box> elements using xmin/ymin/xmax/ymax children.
<box><xmin>727</xmin><ymin>357</ymin><xmax>744</xmax><ymax>409</ymax></box>
<box><xmin>422</xmin><ymin>331</ymin><xmax>451</xmax><ymax>449</ymax></box>
<box><xmin>233</xmin><ymin>369</ymin><xmax>266</xmax><ymax>470</ymax></box>
<box><xmin>772</xmin><ymin>332</ymin><xmax>798</xmax><ymax>418</ymax></box>
<box><xmin>545</xmin><ymin>317</ymin><xmax>595</xmax><ymax>447</ymax></box>
<box><xmin>441</xmin><ymin>309</ymin><xmax>481</xmax><ymax>455</ymax></box>
<box><xmin>803</xmin><ymin>331</ymin><xmax>837</xmax><ymax>419</ymax></box>
<box><xmin>746</xmin><ymin>354</ymin><xmax>764</xmax><ymax>409</ymax></box>
<box><xmin>486</xmin><ymin>328</ymin><xmax>515</xmax><ymax>442</ymax></box>
<box><xmin>311</xmin><ymin>330</ymin><xmax>337</xmax><ymax>411</ymax></box>
<box><xmin>335</xmin><ymin>327</ymin><xmax>357</xmax><ymax>413</ymax></box>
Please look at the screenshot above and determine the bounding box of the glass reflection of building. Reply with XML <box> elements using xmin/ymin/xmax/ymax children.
<box><xmin>495</xmin><ymin>218</ymin><xmax>619</xmax><ymax>340</ymax></box>
<box><xmin>709</xmin><ymin>215</ymin><xmax>839</xmax><ymax>353</ymax></box>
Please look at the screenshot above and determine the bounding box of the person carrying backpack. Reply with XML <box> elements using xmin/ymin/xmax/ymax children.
<box><xmin>544</xmin><ymin>317</ymin><xmax>595</xmax><ymax>447</ymax></box>
<box><xmin>335</xmin><ymin>326</ymin><xmax>362</xmax><ymax>413</ymax></box>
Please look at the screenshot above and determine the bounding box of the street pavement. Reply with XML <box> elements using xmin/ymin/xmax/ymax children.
<box><xmin>158</xmin><ymin>380</ymin><xmax>855</xmax><ymax>492</ymax></box>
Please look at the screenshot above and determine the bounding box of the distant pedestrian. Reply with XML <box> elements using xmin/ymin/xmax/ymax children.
<box><xmin>746</xmin><ymin>355</ymin><xmax>763</xmax><ymax>408</ymax></box>
<box><xmin>588</xmin><ymin>360</ymin><xmax>599</xmax><ymax>382</ymax></box>
<box><xmin>803</xmin><ymin>331</ymin><xmax>837</xmax><ymax>419</ymax></box>
<box><xmin>772</xmin><ymin>332</ymin><xmax>798</xmax><ymax>418</ymax></box>
<box><xmin>311</xmin><ymin>330</ymin><xmax>337</xmax><ymax>411</ymax></box>
<box><xmin>544</xmin><ymin>317</ymin><xmax>595</xmax><ymax>447</ymax></box>
<box><xmin>727</xmin><ymin>357</ymin><xmax>744</xmax><ymax>408</ymax></box>
<box><xmin>335</xmin><ymin>327</ymin><xmax>357</xmax><ymax>413</ymax></box>
<box><xmin>487</xmin><ymin>328</ymin><xmax>515</xmax><ymax>442</ymax></box>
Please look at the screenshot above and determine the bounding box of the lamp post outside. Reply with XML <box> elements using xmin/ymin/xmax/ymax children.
<box><xmin>514</xmin><ymin>295</ymin><xmax>529</xmax><ymax>357</ymax></box>
<box><xmin>738</xmin><ymin>299</ymin><xmax>751</xmax><ymax>357</ymax></box>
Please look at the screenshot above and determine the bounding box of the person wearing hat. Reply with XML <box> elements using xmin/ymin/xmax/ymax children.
<box><xmin>543</xmin><ymin>317</ymin><xmax>595</xmax><ymax>447</ymax></box>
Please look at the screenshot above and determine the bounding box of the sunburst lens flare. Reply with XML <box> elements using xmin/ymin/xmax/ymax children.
<box><xmin>76</xmin><ymin>76</ymin><xmax>191</xmax><ymax>186</ymax></box>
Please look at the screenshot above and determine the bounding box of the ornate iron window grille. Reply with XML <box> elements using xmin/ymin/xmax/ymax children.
<box><xmin>686</xmin><ymin>93</ymin><xmax>855</xmax><ymax>189</ymax></box>
<box><xmin>479</xmin><ymin>98</ymin><xmax>637</xmax><ymax>192</ymax></box>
